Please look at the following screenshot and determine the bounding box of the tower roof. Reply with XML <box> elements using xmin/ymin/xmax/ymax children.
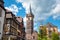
<box><xmin>26</xmin><ymin>4</ymin><xmax>34</xmax><ymax>18</ymax></box>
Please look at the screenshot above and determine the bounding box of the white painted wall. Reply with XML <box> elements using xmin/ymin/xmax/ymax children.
<box><xmin>0</xmin><ymin>7</ymin><xmax>5</xmax><ymax>39</ymax></box>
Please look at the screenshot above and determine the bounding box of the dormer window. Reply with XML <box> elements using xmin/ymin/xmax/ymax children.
<box><xmin>0</xmin><ymin>8</ymin><xmax>2</xmax><ymax>17</ymax></box>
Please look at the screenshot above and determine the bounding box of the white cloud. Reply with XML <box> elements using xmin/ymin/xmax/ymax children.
<box><xmin>58</xmin><ymin>29</ymin><xmax>60</xmax><ymax>32</ymax></box>
<box><xmin>16</xmin><ymin>0</ymin><xmax>60</xmax><ymax>31</ymax></box>
<box><xmin>34</xmin><ymin>22</ymin><xmax>39</xmax><ymax>31</ymax></box>
<box><xmin>19</xmin><ymin>7</ymin><xmax>22</xmax><ymax>10</ymax></box>
<box><xmin>23</xmin><ymin>16</ymin><xmax>26</xmax><ymax>27</ymax></box>
<box><xmin>16</xmin><ymin>0</ymin><xmax>57</xmax><ymax>21</ymax></box>
<box><xmin>52</xmin><ymin>14</ymin><xmax>60</xmax><ymax>20</ymax></box>
<box><xmin>5</xmin><ymin>4</ymin><xmax>19</xmax><ymax>15</ymax></box>
<box><xmin>16</xmin><ymin>0</ymin><xmax>60</xmax><ymax>20</ymax></box>
<box><xmin>53</xmin><ymin>16</ymin><xmax>58</xmax><ymax>19</ymax></box>
<box><xmin>52</xmin><ymin>4</ymin><xmax>60</xmax><ymax>13</ymax></box>
<box><xmin>51</xmin><ymin>0</ymin><xmax>60</xmax><ymax>20</ymax></box>
<box><xmin>56</xmin><ymin>0</ymin><xmax>60</xmax><ymax>4</ymax></box>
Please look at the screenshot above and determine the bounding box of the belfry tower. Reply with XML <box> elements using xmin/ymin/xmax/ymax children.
<box><xmin>26</xmin><ymin>5</ymin><xmax>34</xmax><ymax>40</ymax></box>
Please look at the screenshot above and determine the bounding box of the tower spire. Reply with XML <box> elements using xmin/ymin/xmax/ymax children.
<box><xmin>26</xmin><ymin>4</ymin><xmax>34</xmax><ymax>18</ymax></box>
<box><xmin>29</xmin><ymin>4</ymin><xmax>32</xmax><ymax>14</ymax></box>
<box><xmin>29</xmin><ymin>4</ymin><xmax>34</xmax><ymax>18</ymax></box>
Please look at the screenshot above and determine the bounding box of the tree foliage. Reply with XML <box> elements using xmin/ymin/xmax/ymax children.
<box><xmin>38</xmin><ymin>26</ymin><xmax>59</xmax><ymax>40</ymax></box>
<box><xmin>52</xmin><ymin>32</ymin><xmax>59</xmax><ymax>40</ymax></box>
<box><xmin>38</xmin><ymin>26</ymin><xmax>47</xmax><ymax>40</ymax></box>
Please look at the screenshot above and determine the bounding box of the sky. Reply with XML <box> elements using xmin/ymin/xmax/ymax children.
<box><xmin>4</xmin><ymin>0</ymin><xmax>60</xmax><ymax>32</ymax></box>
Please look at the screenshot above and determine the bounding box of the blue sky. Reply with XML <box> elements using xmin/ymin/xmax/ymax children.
<box><xmin>4</xmin><ymin>0</ymin><xmax>60</xmax><ymax>32</ymax></box>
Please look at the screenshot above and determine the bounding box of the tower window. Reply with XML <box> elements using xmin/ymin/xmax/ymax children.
<box><xmin>33</xmin><ymin>36</ymin><xmax>35</xmax><ymax>39</ymax></box>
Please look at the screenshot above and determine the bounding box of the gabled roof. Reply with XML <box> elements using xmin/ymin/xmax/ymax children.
<box><xmin>46</xmin><ymin>22</ymin><xmax>57</xmax><ymax>28</ymax></box>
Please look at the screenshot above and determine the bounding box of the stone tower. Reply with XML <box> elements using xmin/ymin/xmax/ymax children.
<box><xmin>0</xmin><ymin>0</ymin><xmax>5</xmax><ymax>40</ymax></box>
<box><xmin>26</xmin><ymin>5</ymin><xmax>34</xmax><ymax>40</ymax></box>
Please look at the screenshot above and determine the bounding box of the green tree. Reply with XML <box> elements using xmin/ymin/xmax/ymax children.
<box><xmin>52</xmin><ymin>32</ymin><xmax>59</xmax><ymax>40</ymax></box>
<box><xmin>40</xmin><ymin>26</ymin><xmax>47</xmax><ymax>38</ymax></box>
<box><xmin>38</xmin><ymin>33</ymin><xmax>41</xmax><ymax>40</ymax></box>
<box><xmin>38</xmin><ymin>26</ymin><xmax>47</xmax><ymax>40</ymax></box>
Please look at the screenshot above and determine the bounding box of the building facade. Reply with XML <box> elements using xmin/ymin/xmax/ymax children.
<box><xmin>2</xmin><ymin>10</ymin><xmax>20</xmax><ymax>40</ymax></box>
<box><xmin>16</xmin><ymin>17</ymin><xmax>25</xmax><ymax>40</ymax></box>
<box><xmin>32</xmin><ymin>31</ymin><xmax>38</xmax><ymax>40</ymax></box>
<box><xmin>0</xmin><ymin>0</ymin><xmax>5</xmax><ymax>40</ymax></box>
<box><xmin>0</xmin><ymin>0</ymin><xmax>25</xmax><ymax>40</ymax></box>
<box><xmin>40</xmin><ymin>23</ymin><xmax>58</xmax><ymax>39</ymax></box>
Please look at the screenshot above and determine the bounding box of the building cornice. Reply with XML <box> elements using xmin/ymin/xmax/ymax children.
<box><xmin>0</xmin><ymin>5</ymin><xmax>5</xmax><ymax>11</ymax></box>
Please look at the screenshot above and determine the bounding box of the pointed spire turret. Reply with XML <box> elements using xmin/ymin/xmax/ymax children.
<box><xmin>30</xmin><ymin>4</ymin><xmax>32</xmax><ymax>14</ymax></box>
<box><xmin>29</xmin><ymin>4</ymin><xmax>34</xmax><ymax>18</ymax></box>
<box><xmin>26</xmin><ymin>4</ymin><xmax>34</xmax><ymax>18</ymax></box>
